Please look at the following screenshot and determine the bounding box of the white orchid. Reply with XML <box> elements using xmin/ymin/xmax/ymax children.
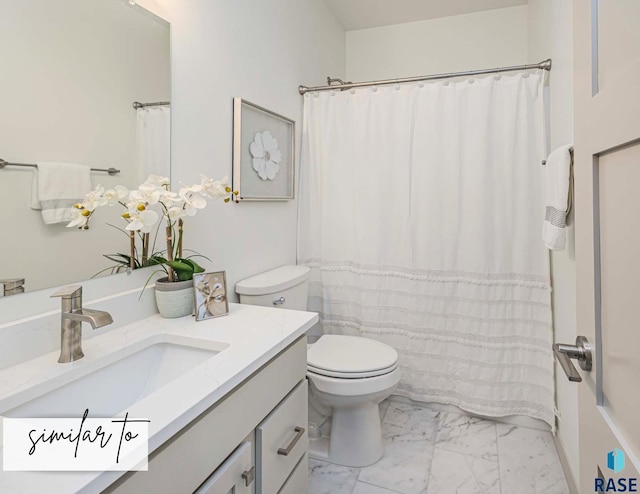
<box><xmin>144</xmin><ymin>174</ymin><xmax>170</xmax><ymax>187</ymax></box>
<box><xmin>250</xmin><ymin>131</ymin><xmax>282</xmax><ymax>180</ymax></box>
<box><xmin>125</xmin><ymin>209</ymin><xmax>159</xmax><ymax>233</ymax></box>
<box><xmin>201</xmin><ymin>175</ymin><xmax>231</xmax><ymax>198</ymax></box>
<box><xmin>83</xmin><ymin>186</ymin><xmax>109</xmax><ymax>212</ymax></box>
<box><xmin>68</xmin><ymin>174</ymin><xmax>235</xmax><ymax>278</ymax></box>
<box><xmin>103</xmin><ymin>185</ymin><xmax>129</xmax><ymax>205</ymax></box>
<box><xmin>67</xmin><ymin>208</ymin><xmax>90</xmax><ymax>229</ymax></box>
<box><xmin>130</xmin><ymin>183</ymin><xmax>161</xmax><ymax>206</ymax></box>
<box><xmin>179</xmin><ymin>184</ymin><xmax>207</xmax><ymax>216</ymax></box>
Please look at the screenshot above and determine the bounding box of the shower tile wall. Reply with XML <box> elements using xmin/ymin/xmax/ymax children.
<box><xmin>309</xmin><ymin>401</ymin><xmax>569</xmax><ymax>494</ymax></box>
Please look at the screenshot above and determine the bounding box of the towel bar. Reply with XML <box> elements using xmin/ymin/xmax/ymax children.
<box><xmin>0</xmin><ymin>159</ymin><xmax>120</xmax><ymax>175</ymax></box>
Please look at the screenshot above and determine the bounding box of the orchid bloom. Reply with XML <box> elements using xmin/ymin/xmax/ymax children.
<box><xmin>103</xmin><ymin>185</ymin><xmax>129</xmax><ymax>205</ymax></box>
<box><xmin>144</xmin><ymin>175</ymin><xmax>170</xmax><ymax>187</ymax></box>
<box><xmin>83</xmin><ymin>186</ymin><xmax>108</xmax><ymax>212</ymax></box>
<box><xmin>201</xmin><ymin>175</ymin><xmax>231</xmax><ymax>198</ymax></box>
<box><xmin>67</xmin><ymin>207</ymin><xmax>90</xmax><ymax>229</ymax></box>
<box><xmin>125</xmin><ymin>208</ymin><xmax>159</xmax><ymax>233</ymax></box>
<box><xmin>179</xmin><ymin>184</ymin><xmax>207</xmax><ymax>216</ymax></box>
<box><xmin>134</xmin><ymin>182</ymin><xmax>163</xmax><ymax>205</ymax></box>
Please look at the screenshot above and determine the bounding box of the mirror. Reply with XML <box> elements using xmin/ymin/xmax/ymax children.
<box><xmin>0</xmin><ymin>0</ymin><xmax>170</xmax><ymax>298</ymax></box>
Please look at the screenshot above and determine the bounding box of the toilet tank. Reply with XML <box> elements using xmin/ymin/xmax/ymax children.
<box><xmin>235</xmin><ymin>265</ymin><xmax>310</xmax><ymax>311</ymax></box>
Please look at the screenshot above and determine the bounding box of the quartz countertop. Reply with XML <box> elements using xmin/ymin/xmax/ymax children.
<box><xmin>0</xmin><ymin>303</ymin><xmax>318</xmax><ymax>493</ymax></box>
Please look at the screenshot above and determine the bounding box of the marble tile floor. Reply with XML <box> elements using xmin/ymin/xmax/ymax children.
<box><xmin>309</xmin><ymin>400</ymin><xmax>570</xmax><ymax>494</ymax></box>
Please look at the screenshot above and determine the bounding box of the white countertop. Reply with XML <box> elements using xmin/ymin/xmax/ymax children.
<box><xmin>0</xmin><ymin>303</ymin><xmax>318</xmax><ymax>493</ymax></box>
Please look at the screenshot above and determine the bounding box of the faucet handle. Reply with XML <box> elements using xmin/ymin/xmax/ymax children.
<box><xmin>51</xmin><ymin>285</ymin><xmax>83</xmax><ymax>299</ymax></box>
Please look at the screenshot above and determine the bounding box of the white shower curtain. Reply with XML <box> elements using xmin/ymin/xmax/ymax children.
<box><xmin>298</xmin><ymin>71</ymin><xmax>555</xmax><ymax>427</ymax></box>
<box><xmin>136</xmin><ymin>106</ymin><xmax>171</xmax><ymax>184</ymax></box>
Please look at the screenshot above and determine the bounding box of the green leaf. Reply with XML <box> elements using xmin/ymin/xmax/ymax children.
<box><xmin>166</xmin><ymin>260</ymin><xmax>195</xmax><ymax>281</ymax></box>
<box><xmin>180</xmin><ymin>258</ymin><xmax>205</xmax><ymax>274</ymax></box>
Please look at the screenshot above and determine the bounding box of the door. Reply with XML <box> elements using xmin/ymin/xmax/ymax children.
<box><xmin>574</xmin><ymin>0</ymin><xmax>640</xmax><ymax>492</ymax></box>
<box><xmin>195</xmin><ymin>442</ymin><xmax>254</xmax><ymax>494</ymax></box>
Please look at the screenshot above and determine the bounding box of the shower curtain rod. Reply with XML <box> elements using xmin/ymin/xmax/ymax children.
<box><xmin>298</xmin><ymin>58</ymin><xmax>552</xmax><ymax>95</ymax></box>
<box><xmin>132</xmin><ymin>101</ymin><xmax>170</xmax><ymax>109</ymax></box>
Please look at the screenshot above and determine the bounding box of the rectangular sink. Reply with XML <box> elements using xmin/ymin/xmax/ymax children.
<box><xmin>3</xmin><ymin>339</ymin><xmax>226</xmax><ymax>418</ymax></box>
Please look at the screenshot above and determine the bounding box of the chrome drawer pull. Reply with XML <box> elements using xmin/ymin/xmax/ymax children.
<box><xmin>273</xmin><ymin>296</ymin><xmax>286</xmax><ymax>306</ymax></box>
<box><xmin>277</xmin><ymin>426</ymin><xmax>305</xmax><ymax>456</ymax></box>
<box><xmin>241</xmin><ymin>466</ymin><xmax>255</xmax><ymax>486</ymax></box>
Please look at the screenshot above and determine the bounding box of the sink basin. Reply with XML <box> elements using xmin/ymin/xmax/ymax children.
<box><xmin>3</xmin><ymin>338</ymin><xmax>227</xmax><ymax>418</ymax></box>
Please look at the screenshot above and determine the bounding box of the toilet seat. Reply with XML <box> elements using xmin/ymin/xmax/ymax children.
<box><xmin>307</xmin><ymin>335</ymin><xmax>399</xmax><ymax>379</ymax></box>
<box><xmin>307</xmin><ymin>362</ymin><xmax>398</xmax><ymax>379</ymax></box>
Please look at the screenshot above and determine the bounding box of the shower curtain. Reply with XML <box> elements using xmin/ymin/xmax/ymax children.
<box><xmin>298</xmin><ymin>71</ymin><xmax>555</xmax><ymax>428</ymax></box>
<box><xmin>136</xmin><ymin>106</ymin><xmax>171</xmax><ymax>184</ymax></box>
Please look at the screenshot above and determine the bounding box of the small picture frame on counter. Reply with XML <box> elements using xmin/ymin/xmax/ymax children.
<box><xmin>193</xmin><ymin>271</ymin><xmax>229</xmax><ymax>321</ymax></box>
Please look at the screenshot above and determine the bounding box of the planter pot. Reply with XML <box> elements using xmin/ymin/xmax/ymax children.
<box><xmin>154</xmin><ymin>277</ymin><xmax>194</xmax><ymax>318</ymax></box>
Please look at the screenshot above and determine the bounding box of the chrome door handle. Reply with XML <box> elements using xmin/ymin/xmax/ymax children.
<box><xmin>277</xmin><ymin>426</ymin><xmax>305</xmax><ymax>456</ymax></box>
<box><xmin>273</xmin><ymin>296</ymin><xmax>286</xmax><ymax>306</ymax></box>
<box><xmin>241</xmin><ymin>466</ymin><xmax>255</xmax><ymax>486</ymax></box>
<box><xmin>553</xmin><ymin>336</ymin><xmax>592</xmax><ymax>382</ymax></box>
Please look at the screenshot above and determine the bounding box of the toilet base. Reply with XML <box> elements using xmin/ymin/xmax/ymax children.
<box><xmin>309</xmin><ymin>402</ymin><xmax>384</xmax><ymax>468</ymax></box>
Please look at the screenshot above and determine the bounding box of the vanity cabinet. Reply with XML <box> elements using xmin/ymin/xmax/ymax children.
<box><xmin>105</xmin><ymin>337</ymin><xmax>308</xmax><ymax>494</ymax></box>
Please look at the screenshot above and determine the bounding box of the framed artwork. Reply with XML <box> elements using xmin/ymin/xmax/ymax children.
<box><xmin>232</xmin><ymin>97</ymin><xmax>295</xmax><ymax>201</ymax></box>
<box><xmin>193</xmin><ymin>271</ymin><xmax>229</xmax><ymax>321</ymax></box>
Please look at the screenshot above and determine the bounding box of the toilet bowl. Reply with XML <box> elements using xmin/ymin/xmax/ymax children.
<box><xmin>236</xmin><ymin>265</ymin><xmax>400</xmax><ymax>468</ymax></box>
<box><xmin>307</xmin><ymin>335</ymin><xmax>400</xmax><ymax>467</ymax></box>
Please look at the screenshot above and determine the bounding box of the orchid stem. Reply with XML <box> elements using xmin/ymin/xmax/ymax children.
<box><xmin>142</xmin><ymin>233</ymin><xmax>150</xmax><ymax>265</ymax></box>
<box><xmin>177</xmin><ymin>219</ymin><xmax>184</xmax><ymax>259</ymax></box>
<box><xmin>129</xmin><ymin>231</ymin><xmax>135</xmax><ymax>270</ymax></box>
<box><xmin>165</xmin><ymin>225</ymin><xmax>174</xmax><ymax>282</ymax></box>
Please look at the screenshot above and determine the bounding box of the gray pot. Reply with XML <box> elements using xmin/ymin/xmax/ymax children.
<box><xmin>154</xmin><ymin>277</ymin><xmax>194</xmax><ymax>318</ymax></box>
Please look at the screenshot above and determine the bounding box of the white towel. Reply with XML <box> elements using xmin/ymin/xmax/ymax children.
<box><xmin>543</xmin><ymin>144</ymin><xmax>573</xmax><ymax>250</ymax></box>
<box><xmin>31</xmin><ymin>162</ymin><xmax>91</xmax><ymax>225</ymax></box>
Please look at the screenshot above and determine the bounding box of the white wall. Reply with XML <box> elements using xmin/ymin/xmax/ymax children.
<box><xmin>136</xmin><ymin>0</ymin><xmax>345</xmax><ymax>301</ymax></box>
<box><xmin>0</xmin><ymin>0</ymin><xmax>169</xmax><ymax>292</ymax></box>
<box><xmin>346</xmin><ymin>6</ymin><xmax>528</xmax><ymax>81</ymax></box>
<box><xmin>528</xmin><ymin>0</ymin><xmax>578</xmax><ymax>487</ymax></box>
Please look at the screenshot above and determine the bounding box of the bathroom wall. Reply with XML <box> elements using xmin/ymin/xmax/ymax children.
<box><xmin>0</xmin><ymin>0</ymin><xmax>169</xmax><ymax>292</ymax></box>
<box><xmin>528</xmin><ymin>0</ymin><xmax>578</xmax><ymax>487</ymax></box>
<box><xmin>135</xmin><ymin>0</ymin><xmax>346</xmax><ymax>301</ymax></box>
<box><xmin>346</xmin><ymin>6</ymin><xmax>528</xmax><ymax>81</ymax></box>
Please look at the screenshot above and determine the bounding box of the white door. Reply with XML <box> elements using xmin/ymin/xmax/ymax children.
<box><xmin>572</xmin><ymin>0</ymin><xmax>640</xmax><ymax>492</ymax></box>
<box><xmin>194</xmin><ymin>442</ymin><xmax>254</xmax><ymax>494</ymax></box>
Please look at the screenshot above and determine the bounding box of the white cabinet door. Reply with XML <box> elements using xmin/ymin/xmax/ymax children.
<box><xmin>195</xmin><ymin>442</ymin><xmax>254</xmax><ymax>494</ymax></box>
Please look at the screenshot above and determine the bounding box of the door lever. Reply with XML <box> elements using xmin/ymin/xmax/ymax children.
<box><xmin>553</xmin><ymin>336</ymin><xmax>592</xmax><ymax>382</ymax></box>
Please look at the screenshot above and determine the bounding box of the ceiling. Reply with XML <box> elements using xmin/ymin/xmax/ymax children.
<box><xmin>323</xmin><ymin>0</ymin><xmax>528</xmax><ymax>31</ymax></box>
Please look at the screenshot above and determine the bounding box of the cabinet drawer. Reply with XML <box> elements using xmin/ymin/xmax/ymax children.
<box><xmin>195</xmin><ymin>441</ymin><xmax>253</xmax><ymax>494</ymax></box>
<box><xmin>278</xmin><ymin>454</ymin><xmax>308</xmax><ymax>494</ymax></box>
<box><xmin>257</xmin><ymin>379</ymin><xmax>308</xmax><ymax>494</ymax></box>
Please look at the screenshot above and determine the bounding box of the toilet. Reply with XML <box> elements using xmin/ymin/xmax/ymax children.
<box><xmin>236</xmin><ymin>265</ymin><xmax>401</xmax><ymax>468</ymax></box>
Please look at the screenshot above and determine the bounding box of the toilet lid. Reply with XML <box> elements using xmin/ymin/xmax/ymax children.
<box><xmin>307</xmin><ymin>335</ymin><xmax>398</xmax><ymax>376</ymax></box>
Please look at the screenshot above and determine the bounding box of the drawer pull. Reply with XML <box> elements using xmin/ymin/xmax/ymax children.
<box><xmin>277</xmin><ymin>426</ymin><xmax>305</xmax><ymax>456</ymax></box>
<box><xmin>241</xmin><ymin>466</ymin><xmax>255</xmax><ymax>486</ymax></box>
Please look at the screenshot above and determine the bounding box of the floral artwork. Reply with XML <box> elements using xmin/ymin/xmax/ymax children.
<box><xmin>233</xmin><ymin>98</ymin><xmax>295</xmax><ymax>200</ymax></box>
<box><xmin>249</xmin><ymin>130</ymin><xmax>282</xmax><ymax>180</ymax></box>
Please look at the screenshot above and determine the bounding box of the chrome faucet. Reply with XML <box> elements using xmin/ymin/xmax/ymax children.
<box><xmin>50</xmin><ymin>285</ymin><xmax>113</xmax><ymax>363</ymax></box>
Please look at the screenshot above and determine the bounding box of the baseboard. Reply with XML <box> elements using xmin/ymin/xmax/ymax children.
<box><xmin>388</xmin><ymin>395</ymin><xmax>551</xmax><ymax>432</ymax></box>
<box><xmin>552</xmin><ymin>433</ymin><xmax>579</xmax><ymax>494</ymax></box>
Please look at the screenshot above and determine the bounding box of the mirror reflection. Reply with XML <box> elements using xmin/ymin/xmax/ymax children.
<box><xmin>0</xmin><ymin>0</ymin><xmax>170</xmax><ymax>296</ymax></box>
